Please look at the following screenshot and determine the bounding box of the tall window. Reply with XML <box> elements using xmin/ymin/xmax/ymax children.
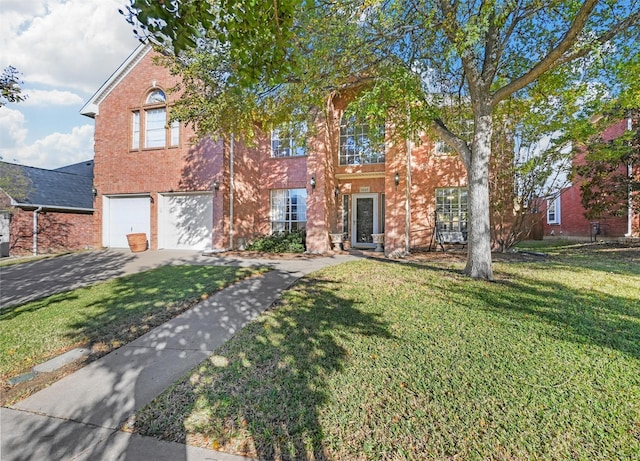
<box><xmin>270</xmin><ymin>189</ymin><xmax>307</xmax><ymax>232</ymax></box>
<box><xmin>145</xmin><ymin>107</ymin><xmax>166</xmax><ymax>148</ymax></box>
<box><xmin>170</xmin><ymin>120</ymin><xmax>180</xmax><ymax>147</ymax></box>
<box><xmin>435</xmin><ymin>188</ymin><xmax>468</xmax><ymax>233</ymax></box>
<box><xmin>132</xmin><ymin>111</ymin><xmax>140</xmax><ymax>149</ymax></box>
<box><xmin>342</xmin><ymin>194</ymin><xmax>349</xmax><ymax>235</ymax></box>
<box><xmin>547</xmin><ymin>196</ymin><xmax>560</xmax><ymax>224</ymax></box>
<box><xmin>339</xmin><ymin>114</ymin><xmax>385</xmax><ymax>165</ymax></box>
<box><xmin>130</xmin><ymin>89</ymin><xmax>180</xmax><ymax>150</ymax></box>
<box><xmin>271</xmin><ymin>122</ymin><xmax>307</xmax><ymax>157</ymax></box>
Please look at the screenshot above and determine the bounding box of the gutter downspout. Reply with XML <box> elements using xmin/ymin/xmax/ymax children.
<box><xmin>405</xmin><ymin>137</ymin><xmax>412</xmax><ymax>254</ymax></box>
<box><xmin>627</xmin><ymin>117</ymin><xmax>634</xmax><ymax>237</ymax></box>
<box><xmin>33</xmin><ymin>206</ymin><xmax>42</xmax><ymax>256</ymax></box>
<box><xmin>229</xmin><ymin>134</ymin><xmax>235</xmax><ymax>250</ymax></box>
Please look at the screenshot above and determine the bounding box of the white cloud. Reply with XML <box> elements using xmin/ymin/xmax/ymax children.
<box><xmin>0</xmin><ymin>124</ymin><xmax>94</xmax><ymax>169</ymax></box>
<box><xmin>21</xmin><ymin>89</ymin><xmax>84</xmax><ymax>107</ymax></box>
<box><xmin>1</xmin><ymin>0</ymin><xmax>139</xmax><ymax>94</ymax></box>
<box><xmin>0</xmin><ymin>108</ymin><xmax>28</xmax><ymax>147</ymax></box>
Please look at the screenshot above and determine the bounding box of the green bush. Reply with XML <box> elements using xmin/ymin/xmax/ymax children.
<box><xmin>245</xmin><ymin>230</ymin><xmax>306</xmax><ymax>253</ymax></box>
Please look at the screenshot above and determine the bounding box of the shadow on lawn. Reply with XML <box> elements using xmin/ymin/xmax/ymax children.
<box><xmin>365</xmin><ymin>254</ymin><xmax>639</xmax><ymax>361</ymax></box>
<box><xmin>469</xmin><ymin>274</ymin><xmax>640</xmax><ymax>360</ymax></box>
<box><xmin>391</xmin><ymin>256</ymin><xmax>640</xmax><ymax>361</ymax></box>
<box><xmin>134</xmin><ymin>275</ymin><xmax>394</xmax><ymax>460</ymax></box>
<box><xmin>66</xmin><ymin>265</ymin><xmax>256</xmax><ymax>347</ymax></box>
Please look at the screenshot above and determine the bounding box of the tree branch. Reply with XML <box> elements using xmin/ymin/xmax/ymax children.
<box><xmin>492</xmin><ymin>0</ymin><xmax>599</xmax><ymax>104</ymax></box>
<box><xmin>432</xmin><ymin>118</ymin><xmax>472</xmax><ymax>168</ymax></box>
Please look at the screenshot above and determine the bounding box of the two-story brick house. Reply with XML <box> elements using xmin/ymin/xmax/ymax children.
<box><xmin>539</xmin><ymin>116</ymin><xmax>639</xmax><ymax>240</ymax></box>
<box><xmin>81</xmin><ymin>44</ymin><xmax>471</xmax><ymax>255</ymax></box>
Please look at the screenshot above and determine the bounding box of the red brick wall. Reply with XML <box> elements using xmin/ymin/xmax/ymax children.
<box><xmin>9</xmin><ymin>208</ymin><xmax>93</xmax><ymax>256</ymax></box>
<box><xmin>92</xmin><ymin>49</ymin><xmax>492</xmax><ymax>254</ymax></box>
<box><xmin>408</xmin><ymin>137</ymin><xmax>467</xmax><ymax>250</ymax></box>
<box><xmin>539</xmin><ymin>118</ymin><xmax>631</xmax><ymax>239</ymax></box>
<box><xmin>93</xmin><ymin>48</ymin><xmax>217</xmax><ymax>249</ymax></box>
<box><xmin>541</xmin><ymin>185</ymin><xmax>628</xmax><ymax>239</ymax></box>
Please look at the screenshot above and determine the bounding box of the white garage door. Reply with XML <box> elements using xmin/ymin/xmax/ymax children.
<box><xmin>103</xmin><ymin>196</ymin><xmax>151</xmax><ymax>248</ymax></box>
<box><xmin>159</xmin><ymin>193</ymin><xmax>213</xmax><ymax>250</ymax></box>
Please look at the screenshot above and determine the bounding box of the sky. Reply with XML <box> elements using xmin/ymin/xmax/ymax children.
<box><xmin>0</xmin><ymin>0</ymin><xmax>140</xmax><ymax>169</ymax></box>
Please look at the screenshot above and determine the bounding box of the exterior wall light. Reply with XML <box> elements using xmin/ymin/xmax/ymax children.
<box><xmin>92</xmin><ymin>187</ymin><xmax>98</xmax><ymax>197</ymax></box>
<box><xmin>335</xmin><ymin>186</ymin><xmax>340</xmax><ymax>197</ymax></box>
<box><xmin>212</xmin><ymin>180</ymin><xmax>220</xmax><ymax>191</ymax></box>
<box><xmin>310</xmin><ymin>176</ymin><xmax>316</xmax><ymax>189</ymax></box>
<box><xmin>394</xmin><ymin>172</ymin><xmax>400</xmax><ymax>187</ymax></box>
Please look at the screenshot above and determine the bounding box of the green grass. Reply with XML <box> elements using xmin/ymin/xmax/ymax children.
<box><xmin>132</xmin><ymin>247</ymin><xmax>640</xmax><ymax>460</ymax></box>
<box><xmin>0</xmin><ymin>265</ymin><xmax>266</xmax><ymax>381</ymax></box>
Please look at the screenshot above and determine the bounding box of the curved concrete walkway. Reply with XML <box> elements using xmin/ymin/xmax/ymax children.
<box><xmin>1</xmin><ymin>250</ymin><xmax>358</xmax><ymax>461</ymax></box>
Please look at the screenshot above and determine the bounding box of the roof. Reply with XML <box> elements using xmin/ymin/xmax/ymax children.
<box><xmin>0</xmin><ymin>161</ymin><xmax>94</xmax><ymax>211</ymax></box>
<box><xmin>54</xmin><ymin>159</ymin><xmax>94</xmax><ymax>177</ymax></box>
<box><xmin>80</xmin><ymin>43</ymin><xmax>152</xmax><ymax>118</ymax></box>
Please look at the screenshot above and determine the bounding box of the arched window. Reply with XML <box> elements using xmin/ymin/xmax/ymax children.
<box><xmin>131</xmin><ymin>88</ymin><xmax>179</xmax><ymax>150</ymax></box>
<box><xmin>339</xmin><ymin>113</ymin><xmax>384</xmax><ymax>165</ymax></box>
<box><xmin>146</xmin><ymin>90</ymin><xmax>166</xmax><ymax>104</ymax></box>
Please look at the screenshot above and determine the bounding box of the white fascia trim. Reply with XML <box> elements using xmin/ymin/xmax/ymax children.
<box><xmin>12</xmin><ymin>201</ymin><xmax>94</xmax><ymax>213</ymax></box>
<box><xmin>80</xmin><ymin>43</ymin><xmax>153</xmax><ymax>118</ymax></box>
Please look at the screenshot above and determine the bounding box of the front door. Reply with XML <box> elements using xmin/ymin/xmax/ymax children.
<box><xmin>352</xmin><ymin>193</ymin><xmax>378</xmax><ymax>248</ymax></box>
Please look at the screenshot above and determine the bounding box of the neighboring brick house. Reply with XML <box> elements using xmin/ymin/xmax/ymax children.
<box><xmin>0</xmin><ymin>160</ymin><xmax>94</xmax><ymax>256</ymax></box>
<box><xmin>539</xmin><ymin>116</ymin><xmax>639</xmax><ymax>240</ymax></box>
<box><xmin>81</xmin><ymin>44</ymin><xmax>481</xmax><ymax>255</ymax></box>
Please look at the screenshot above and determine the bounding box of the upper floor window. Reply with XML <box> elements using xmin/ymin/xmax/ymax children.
<box><xmin>339</xmin><ymin>114</ymin><xmax>385</xmax><ymax>165</ymax></box>
<box><xmin>271</xmin><ymin>122</ymin><xmax>307</xmax><ymax>157</ymax></box>
<box><xmin>145</xmin><ymin>108</ymin><xmax>167</xmax><ymax>148</ymax></box>
<box><xmin>131</xmin><ymin>89</ymin><xmax>179</xmax><ymax>150</ymax></box>
<box><xmin>146</xmin><ymin>90</ymin><xmax>166</xmax><ymax>104</ymax></box>
<box><xmin>132</xmin><ymin>111</ymin><xmax>140</xmax><ymax>149</ymax></box>
<box><xmin>434</xmin><ymin>139</ymin><xmax>456</xmax><ymax>156</ymax></box>
<box><xmin>433</xmin><ymin>121</ymin><xmax>473</xmax><ymax>156</ymax></box>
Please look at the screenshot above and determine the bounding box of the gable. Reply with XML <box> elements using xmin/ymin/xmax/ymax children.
<box><xmin>80</xmin><ymin>43</ymin><xmax>152</xmax><ymax>118</ymax></box>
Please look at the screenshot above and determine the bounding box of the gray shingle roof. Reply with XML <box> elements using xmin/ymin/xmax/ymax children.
<box><xmin>54</xmin><ymin>160</ymin><xmax>94</xmax><ymax>177</ymax></box>
<box><xmin>0</xmin><ymin>161</ymin><xmax>94</xmax><ymax>210</ymax></box>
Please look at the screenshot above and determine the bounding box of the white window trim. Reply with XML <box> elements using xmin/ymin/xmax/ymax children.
<box><xmin>132</xmin><ymin>111</ymin><xmax>140</xmax><ymax>149</ymax></box>
<box><xmin>271</xmin><ymin>123</ymin><xmax>307</xmax><ymax>158</ymax></box>
<box><xmin>170</xmin><ymin>119</ymin><xmax>180</xmax><ymax>147</ymax></box>
<box><xmin>435</xmin><ymin>187</ymin><xmax>468</xmax><ymax>233</ymax></box>
<box><xmin>547</xmin><ymin>196</ymin><xmax>561</xmax><ymax>224</ymax></box>
<box><xmin>434</xmin><ymin>139</ymin><xmax>455</xmax><ymax>156</ymax></box>
<box><xmin>144</xmin><ymin>107</ymin><xmax>167</xmax><ymax>148</ymax></box>
<box><xmin>339</xmin><ymin>114</ymin><xmax>385</xmax><ymax>165</ymax></box>
<box><xmin>270</xmin><ymin>188</ymin><xmax>308</xmax><ymax>232</ymax></box>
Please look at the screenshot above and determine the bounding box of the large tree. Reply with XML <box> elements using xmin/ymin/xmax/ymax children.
<box><xmin>125</xmin><ymin>0</ymin><xmax>639</xmax><ymax>279</ymax></box>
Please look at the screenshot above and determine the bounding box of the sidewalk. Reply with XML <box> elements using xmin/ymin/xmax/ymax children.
<box><xmin>1</xmin><ymin>252</ymin><xmax>357</xmax><ymax>461</ymax></box>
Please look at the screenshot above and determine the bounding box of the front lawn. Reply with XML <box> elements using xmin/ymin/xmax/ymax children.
<box><xmin>0</xmin><ymin>265</ymin><xmax>266</xmax><ymax>384</ymax></box>
<box><xmin>132</xmin><ymin>246</ymin><xmax>640</xmax><ymax>460</ymax></box>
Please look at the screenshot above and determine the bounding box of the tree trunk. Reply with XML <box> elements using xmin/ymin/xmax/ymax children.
<box><xmin>464</xmin><ymin>110</ymin><xmax>494</xmax><ymax>280</ymax></box>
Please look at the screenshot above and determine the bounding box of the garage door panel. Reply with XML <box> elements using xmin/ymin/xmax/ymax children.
<box><xmin>104</xmin><ymin>196</ymin><xmax>151</xmax><ymax>248</ymax></box>
<box><xmin>159</xmin><ymin>194</ymin><xmax>212</xmax><ymax>250</ymax></box>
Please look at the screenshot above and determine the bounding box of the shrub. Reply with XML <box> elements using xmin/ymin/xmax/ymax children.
<box><xmin>245</xmin><ymin>230</ymin><xmax>306</xmax><ymax>253</ymax></box>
